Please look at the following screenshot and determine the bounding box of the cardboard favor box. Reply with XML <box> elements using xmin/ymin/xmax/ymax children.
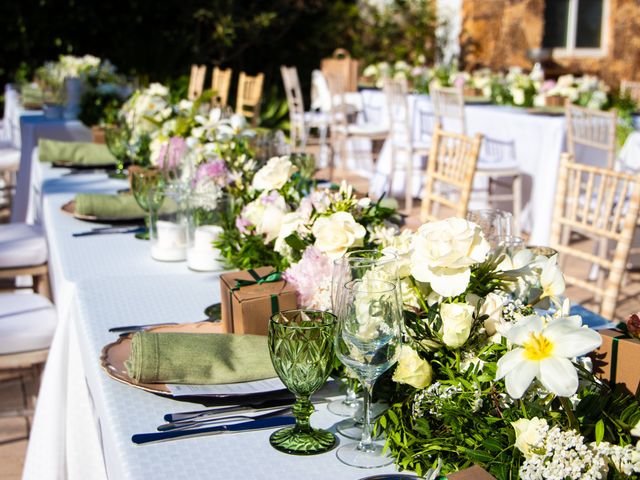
<box><xmin>220</xmin><ymin>267</ymin><xmax>298</xmax><ymax>336</ymax></box>
<box><xmin>592</xmin><ymin>329</ymin><xmax>640</xmax><ymax>395</ymax></box>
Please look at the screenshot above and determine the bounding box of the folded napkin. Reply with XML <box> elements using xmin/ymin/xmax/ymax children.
<box><xmin>125</xmin><ymin>332</ymin><xmax>277</xmax><ymax>384</ymax></box>
<box><xmin>39</xmin><ymin>139</ymin><xmax>116</xmax><ymax>166</ymax></box>
<box><xmin>74</xmin><ymin>193</ymin><xmax>145</xmax><ymax>219</ymax></box>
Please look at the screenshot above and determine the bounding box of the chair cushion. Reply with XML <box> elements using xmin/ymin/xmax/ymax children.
<box><xmin>0</xmin><ymin>223</ymin><xmax>48</xmax><ymax>268</ymax></box>
<box><xmin>0</xmin><ymin>293</ymin><xmax>56</xmax><ymax>354</ymax></box>
<box><xmin>0</xmin><ymin>146</ymin><xmax>19</xmax><ymax>170</ymax></box>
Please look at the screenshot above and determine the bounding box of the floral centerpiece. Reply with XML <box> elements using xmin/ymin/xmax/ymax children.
<box><xmin>343</xmin><ymin>217</ymin><xmax>640</xmax><ymax>479</ymax></box>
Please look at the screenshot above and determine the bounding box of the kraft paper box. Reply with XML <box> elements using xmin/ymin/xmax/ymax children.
<box><xmin>448</xmin><ymin>465</ymin><xmax>496</xmax><ymax>479</ymax></box>
<box><xmin>220</xmin><ymin>267</ymin><xmax>298</xmax><ymax>336</ymax></box>
<box><xmin>592</xmin><ymin>329</ymin><xmax>640</xmax><ymax>396</ymax></box>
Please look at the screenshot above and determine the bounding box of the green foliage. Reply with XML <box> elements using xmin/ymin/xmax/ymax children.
<box><xmin>78</xmin><ymin>88</ymin><xmax>125</xmax><ymax>127</ymax></box>
<box><xmin>611</xmin><ymin>91</ymin><xmax>637</xmax><ymax>149</ymax></box>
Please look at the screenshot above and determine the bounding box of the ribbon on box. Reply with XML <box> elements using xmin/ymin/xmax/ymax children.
<box><xmin>610</xmin><ymin>322</ymin><xmax>631</xmax><ymax>385</ymax></box>
<box><xmin>230</xmin><ymin>269</ymin><xmax>283</xmax><ymax>316</ymax></box>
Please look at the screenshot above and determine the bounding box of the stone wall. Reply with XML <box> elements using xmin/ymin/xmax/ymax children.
<box><xmin>459</xmin><ymin>0</ymin><xmax>640</xmax><ymax>87</ymax></box>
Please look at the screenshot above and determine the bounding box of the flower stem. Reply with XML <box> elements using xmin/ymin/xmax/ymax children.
<box><xmin>559</xmin><ymin>396</ymin><xmax>580</xmax><ymax>431</ymax></box>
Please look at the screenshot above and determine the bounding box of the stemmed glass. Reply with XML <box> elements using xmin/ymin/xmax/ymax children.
<box><xmin>329</xmin><ymin>250</ymin><xmax>398</xmax><ymax>439</ymax></box>
<box><xmin>104</xmin><ymin>125</ymin><xmax>130</xmax><ymax>179</ymax></box>
<box><xmin>334</xmin><ymin>279</ymin><xmax>403</xmax><ymax>468</ymax></box>
<box><xmin>268</xmin><ymin>309</ymin><xmax>337</xmax><ymax>455</ymax></box>
<box><xmin>130</xmin><ymin>168</ymin><xmax>165</xmax><ymax>240</ymax></box>
<box><xmin>466</xmin><ymin>208</ymin><xmax>513</xmax><ymax>239</ymax></box>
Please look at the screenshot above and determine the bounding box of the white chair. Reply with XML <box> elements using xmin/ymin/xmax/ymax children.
<box><xmin>565</xmin><ymin>101</ymin><xmax>617</xmax><ymax>169</ymax></box>
<box><xmin>0</xmin><ymin>223</ymin><xmax>50</xmax><ymax>298</ymax></box>
<box><xmin>430</xmin><ymin>83</ymin><xmax>523</xmax><ymax>233</ymax></box>
<box><xmin>0</xmin><ymin>293</ymin><xmax>56</xmax><ymax>427</ymax></box>
<box><xmin>280</xmin><ymin>66</ymin><xmax>330</xmax><ymax>158</ymax></box>
<box><xmin>325</xmin><ymin>73</ymin><xmax>389</xmax><ymax>173</ymax></box>
<box><xmin>383</xmin><ymin>77</ymin><xmax>431</xmax><ymax>213</ymax></box>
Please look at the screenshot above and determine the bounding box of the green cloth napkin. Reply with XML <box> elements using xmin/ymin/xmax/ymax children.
<box><xmin>125</xmin><ymin>332</ymin><xmax>277</xmax><ymax>384</ymax></box>
<box><xmin>74</xmin><ymin>193</ymin><xmax>145</xmax><ymax>220</ymax></box>
<box><xmin>39</xmin><ymin>139</ymin><xmax>116</xmax><ymax>166</ymax></box>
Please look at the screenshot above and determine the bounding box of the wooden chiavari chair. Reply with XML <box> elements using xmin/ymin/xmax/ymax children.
<box><xmin>565</xmin><ymin>100</ymin><xmax>617</xmax><ymax>169</ymax></box>
<box><xmin>187</xmin><ymin>64</ymin><xmax>207</xmax><ymax>101</ymax></box>
<box><xmin>420</xmin><ymin>125</ymin><xmax>483</xmax><ymax>222</ymax></box>
<box><xmin>550</xmin><ymin>153</ymin><xmax>640</xmax><ymax>320</ymax></box>
<box><xmin>211</xmin><ymin>66</ymin><xmax>232</xmax><ymax>107</ymax></box>
<box><xmin>235</xmin><ymin>72</ymin><xmax>264</xmax><ymax>126</ymax></box>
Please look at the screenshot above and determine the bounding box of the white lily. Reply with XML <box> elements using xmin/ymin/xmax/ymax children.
<box><xmin>539</xmin><ymin>254</ymin><xmax>565</xmax><ymax>302</ymax></box>
<box><xmin>495</xmin><ymin>315</ymin><xmax>602</xmax><ymax>399</ymax></box>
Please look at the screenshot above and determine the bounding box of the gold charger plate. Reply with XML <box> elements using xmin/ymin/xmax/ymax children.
<box><xmin>526</xmin><ymin>106</ymin><xmax>565</xmax><ymax>116</ymax></box>
<box><xmin>61</xmin><ymin>199</ymin><xmax>144</xmax><ymax>223</ymax></box>
<box><xmin>100</xmin><ymin>322</ymin><xmax>227</xmax><ymax>395</ymax></box>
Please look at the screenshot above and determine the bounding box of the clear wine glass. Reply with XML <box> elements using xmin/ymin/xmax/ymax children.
<box><xmin>328</xmin><ymin>250</ymin><xmax>398</xmax><ymax>426</ymax></box>
<box><xmin>334</xmin><ymin>279</ymin><xmax>402</xmax><ymax>468</ymax></box>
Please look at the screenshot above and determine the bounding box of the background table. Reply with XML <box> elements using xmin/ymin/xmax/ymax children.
<box><xmin>23</xmin><ymin>161</ymin><xmax>397</xmax><ymax>479</ymax></box>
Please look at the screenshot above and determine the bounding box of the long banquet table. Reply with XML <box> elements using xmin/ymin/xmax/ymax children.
<box><xmin>22</xmin><ymin>160</ymin><xmax>399</xmax><ymax>479</ymax></box>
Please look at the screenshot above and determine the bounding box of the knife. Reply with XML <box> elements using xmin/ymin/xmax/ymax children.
<box><xmin>108</xmin><ymin>322</ymin><xmax>179</xmax><ymax>333</ymax></box>
<box><xmin>73</xmin><ymin>226</ymin><xmax>145</xmax><ymax>237</ymax></box>
<box><xmin>158</xmin><ymin>405</ymin><xmax>292</xmax><ymax>431</ymax></box>
<box><xmin>164</xmin><ymin>396</ymin><xmax>295</xmax><ymax>422</ymax></box>
<box><xmin>132</xmin><ymin>415</ymin><xmax>296</xmax><ymax>445</ymax></box>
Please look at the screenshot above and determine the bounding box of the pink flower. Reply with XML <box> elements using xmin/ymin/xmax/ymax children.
<box><xmin>235</xmin><ymin>215</ymin><xmax>252</xmax><ymax>235</ymax></box>
<box><xmin>158</xmin><ymin>137</ymin><xmax>188</xmax><ymax>170</ymax></box>
<box><xmin>453</xmin><ymin>76</ymin><xmax>466</xmax><ymax>88</ymax></box>
<box><xmin>195</xmin><ymin>159</ymin><xmax>228</xmax><ymax>186</ymax></box>
<box><xmin>283</xmin><ymin>247</ymin><xmax>333</xmax><ymax>310</ymax></box>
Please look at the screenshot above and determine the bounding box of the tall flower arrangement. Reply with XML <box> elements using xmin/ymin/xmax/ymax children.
<box><xmin>357</xmin><ymin>217</ymin><xmax>640</xmax><ymax>479</ymax></box>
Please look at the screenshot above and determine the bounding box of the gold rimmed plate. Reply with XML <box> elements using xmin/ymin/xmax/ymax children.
<box><xmin>100</xmin><ymin>322</ymin><xmax>286</xmax><ymax>398</ymax></box>
<box><xmin>61</xmin><ymin>199</ymin><xmax>144</xmax><ymax>223</ymax></box>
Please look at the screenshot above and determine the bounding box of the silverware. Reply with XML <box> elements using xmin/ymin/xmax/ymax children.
<box><xmin>132</xmin><ymin>415</ymin><xmax>296</xmax><ymax>445</ymax></box>
<box><xmin>158</xmin><ymin>405</ymin><xmax>292</xmax><ymax>431</ymax></box>
<box><xmin>73</xmin><ymin>226</ymin><xmax>145</xmax><ymax>237</ymax></box>
<box><xmin>164</xmin><ymin>396</ymin><xmax>295</xmax><ymax>422</ymax></box>
<box><xmin>108</xmin><ymin>322</ymin><xmax>179</xmax><ymax>333</ymax></box>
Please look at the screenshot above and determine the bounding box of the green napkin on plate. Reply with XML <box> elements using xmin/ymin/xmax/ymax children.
<box><xmin>74</xmin><ymin>193</ymin><xmax>145</xmax><ymax>220</ymax></box>
<box><xmin>39</xmin><ymin>139</ymin><xmax>116</xmax><ymax>166</ymax></box>
<box><xmin>125</xmin><ymin>332</ymin><xmax>277</xmax><ymax>384</ymax></box>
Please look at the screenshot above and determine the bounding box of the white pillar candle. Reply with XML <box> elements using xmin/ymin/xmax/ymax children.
<box><xmin>151</xmin><ymin>220</ymin><xmax>187</xmax><ymax>261</ymax></box>
<box><xmin>187</xmin><ymin>225</ymin><xmax>224</xmax><ymax>271</ymax></box>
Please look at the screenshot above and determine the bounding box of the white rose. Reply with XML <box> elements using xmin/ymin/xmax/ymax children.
<box><xmin>312</xmin><ymin>212</ymin><xmax>366</xmax><ymax>259</ymax></box>
<box><xmin>511</xmin><ymin>87</ymin><xmax>525</xmax><ymax>106</ymax></box>
<box><xmin>392</xmin><ymin>346</ymin><xmax>433</xmax><ymax>389</ymax></box>
<box><xmin>479</xmin><ymin>292</ymin><xmax>505</xmax><ymax>336</ymax></box>
<box><xmin>440</xmin><ymin>302</ymin><xmax>474</xmax><ymax>348</ymax></box>
<box><xmin>274</xmin><ymin>212</ymin><xmax>307</xmax><ymax>256</ymax></box>
<box><xmin>512</xmin><ymin>417</ymin><xmax>547</xmax><ymax>458</ymax></box>
<box><xmin>252</xmin><ymin>156</ymin><xmax>298</xmax><ymax>191</ymax></box>
<box><xmin>243</xmin><ymin>193</ymin><xmax>288</xmax><ymax>243</ymax></box>
<box><xmin>410</xmin><ymin>218</ymin><xmax>490</xmax><ymax>297</ymax></box>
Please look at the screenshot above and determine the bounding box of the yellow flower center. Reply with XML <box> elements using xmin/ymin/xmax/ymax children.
<box><xmin>522</xmin><ymin>332</ymin><xmax>554</xmax><ymax>361</ymax></box>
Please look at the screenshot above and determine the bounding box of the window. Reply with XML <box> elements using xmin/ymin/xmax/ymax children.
<box><xmin>542</xmin><ymin>0</ymin><xmax>608</xmax><ymax>57</ymax></box>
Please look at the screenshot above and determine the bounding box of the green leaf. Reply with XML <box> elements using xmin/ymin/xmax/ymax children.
<box><xmin>595</xmin><ymin>419</ymin><xmax>604</xmax><ymax>444</ymax></box>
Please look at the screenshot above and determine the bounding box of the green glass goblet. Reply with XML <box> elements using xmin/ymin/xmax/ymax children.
<box><xmin>104</xmin><ymin>125</ymin><xmax>129</xmax><ymax>179</ymax></box>
<box><xmin>268</xmin><ymin>309</ymin><xmax>337</xmax><ymax>455</ymax></box>
<box><xmin>130</xmin><ymin>167</ymin><xmax>164</xmax><ymax>240</ymax></box>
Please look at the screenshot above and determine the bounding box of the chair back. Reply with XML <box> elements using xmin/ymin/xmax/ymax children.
<box><xmin>420</xmin><ymin>125</ymin><xmax>483</xmax><ymax>222</ymax></box>
<box><xmin>211</xmin><ymin>67</ymin><xmax>232</xmax><ymax>107</ymax></box>
<box><xmin>188</xmin><ymin>64</ymin><xmax>207</xmax><ymax>101</ymax></box>
<box><xmin>383</xmin><ymin>77</ymin><xmax>411</xmax><ymax>145</ymax></box>
<box><xmin>235</xmin><ymin>72</ymin><xmax>264</xmax><ymax>125</ymax></box>
<box><xmin>311</xmin><ymin>70</ymin><xmax>332</xmax><ymax>113</ymax></box>
<box><xmin>550</xmin><ymin>153</ymin><xmax>640</xmax><ymax>319</ymax></box>
<box><xmin>565</xmin><ymin>101</ymin><xmax>617</xmax><ymax>169</ymax></box>
<box><xmin>430</xmin><ymin>82</ymin><xmax>466</xmax><ymax>134</ymax></box>
<box><xmin>324</xmin><ymin>72</ymin><xmax>349</xmax><ymax>129</ymax></box>
<box><xmin>280</xmin><ymin>66</ymin><xmax>306</xmax><ymax>148</ymax></box>
<box><xmin>621</xmin><ymin>80</ymin><xmax>640</xmax><ymax>104</ymax></box>
<box><xmin>321</xmin><ymin>48</ymin><xmax>359</xmax><ymax>93</ymax></box>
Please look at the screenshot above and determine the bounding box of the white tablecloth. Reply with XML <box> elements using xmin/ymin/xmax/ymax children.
<box><xmin>23</xmin><ymin>162</ymin><xmax>398</xmax><ymax>479</ymax></box>
<box><xmin>362</xmin><ymin>91</ymin><xmax>566</xmax><ymax>245</ymax></box>
<box><xmin>13</xmin><ymin>115</ymin><xmax>91</xmax><ymax>224</ymax></box>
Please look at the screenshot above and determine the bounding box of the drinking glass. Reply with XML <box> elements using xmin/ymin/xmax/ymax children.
<box><xmin>328</xmin><ymin>250</ymin><xmax>398</xmax><ymax>429</ymax></box>
<box><xmin>489</xmin><ymin>234</ymin><xmax>525</xmax><ymax>257</ymax></box>
<box><xmin>268</xmin><ymin>309</ymin><xmax>337</xmax><ymax>455</ymax></box>
<box><xmin>466</xmin><ymin>208</ymin><xmax>511</xmax><ymax>239</ymax></box>
<box><xmin>104</xmin><ymin>125</ymin><xmax>130</xmax><ymax>179</ymax></box>
<box><xmin>130</xmin><ymin>168</ymin><xmax>165</xmax><ymax>240</ymax></box>
<box><xmin>335</xmin><ymin>279</ymin><xmax>402</xmax><ymax>468</ymax></box>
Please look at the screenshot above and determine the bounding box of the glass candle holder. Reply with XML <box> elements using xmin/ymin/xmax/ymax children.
<box><xmin>186</xmin><ymin>191</ymin><xmax>225</xmax><ymax>272</ymax></box>
<box><xmin>149</xmin><ymin>184</ymin><xmax>187</xmax><ymax>262</ymax></box>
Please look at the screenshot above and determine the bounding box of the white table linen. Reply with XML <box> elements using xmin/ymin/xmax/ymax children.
<box><xmin>13</xmin><ymin>115</ymin><xmax>91</xmax><ymax>224</ymax></box>
<box><xmin>23</xmin><ymin>162</ymin><xmax>398</xmax><ymax>479</ymax></box>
